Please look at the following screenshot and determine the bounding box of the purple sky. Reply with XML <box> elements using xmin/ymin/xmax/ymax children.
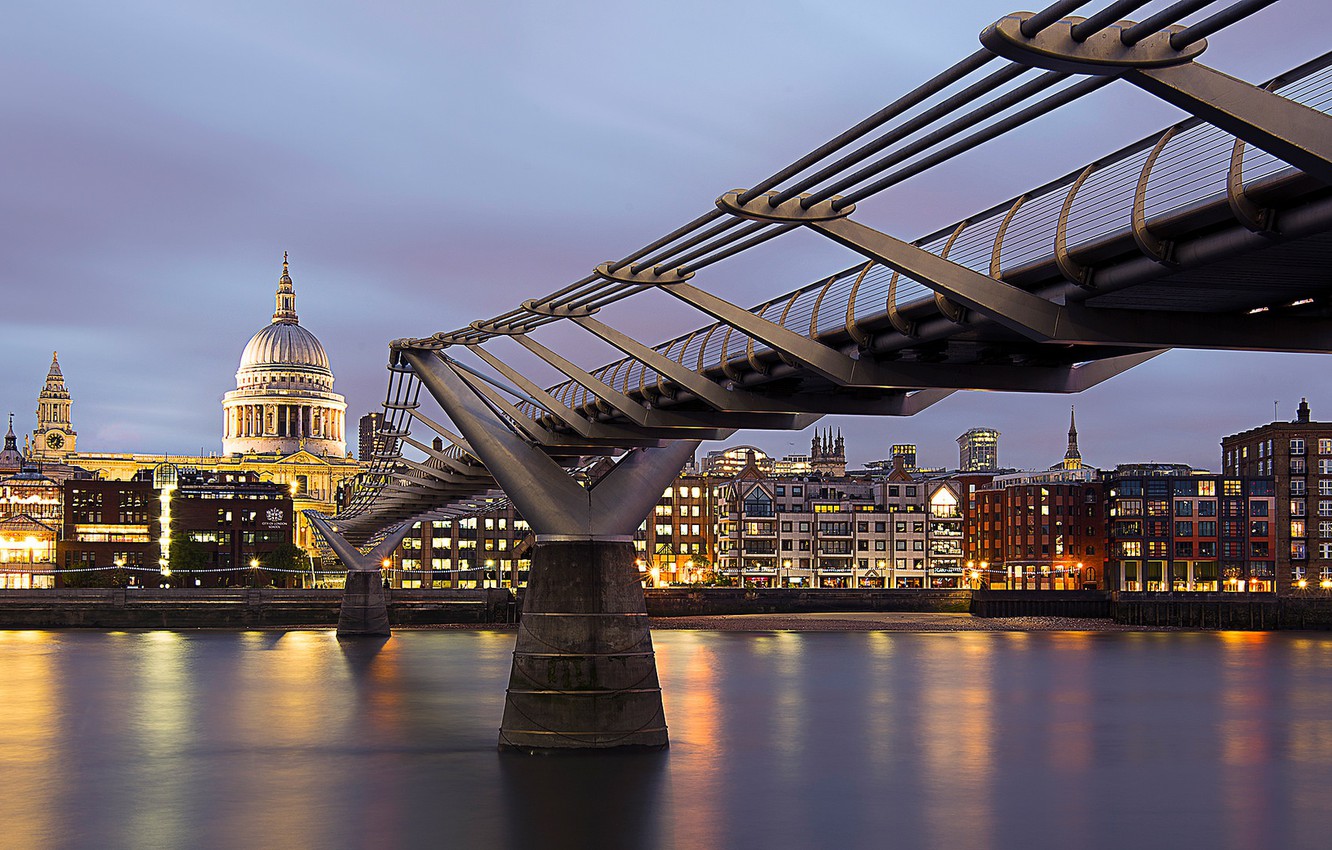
<box><xmin>3</xmin><ymin>0</ymin><xmax>1326</xmax><ymax>472</ymax></box>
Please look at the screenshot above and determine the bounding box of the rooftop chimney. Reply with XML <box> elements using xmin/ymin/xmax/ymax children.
<box><xmin>1298</xmin><ymin>398</ymin><xmax>1311</xmax><ymax>424</ymax></box>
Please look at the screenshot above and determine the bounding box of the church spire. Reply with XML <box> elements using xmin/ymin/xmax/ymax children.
<box><xmin>1062</xmin><ymin>405</ymin><xmax>1083</xmax><ymax>469</ymax></box>
<box><xmin>273</xmin><ymin>251</ymin><xmax>299</xmax><ymax>324</ymax></box>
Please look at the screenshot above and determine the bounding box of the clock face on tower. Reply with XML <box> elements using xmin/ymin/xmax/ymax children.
<box><xmin>45</xmin><ymin>431</ymin><xmax>65</xmax><ymax>450</ymax></box>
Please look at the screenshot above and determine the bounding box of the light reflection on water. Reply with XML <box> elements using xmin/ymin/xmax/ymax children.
<box><xmin>2</xmin><ymin>629</ymin><xmax>1332</xmax><ymax>850</ymax></box>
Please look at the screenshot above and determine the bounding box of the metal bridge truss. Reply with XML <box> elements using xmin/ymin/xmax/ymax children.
<box><xmin>334</xmin><ymin>0</ymin><xmax>1332</xmax><ymax>543</ymax></box>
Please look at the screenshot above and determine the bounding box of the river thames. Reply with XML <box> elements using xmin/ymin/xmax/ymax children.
<box><xmin>2</xmin><ymin>628</ymin><xmax>1330</xmax><ymax>850</ymax></box>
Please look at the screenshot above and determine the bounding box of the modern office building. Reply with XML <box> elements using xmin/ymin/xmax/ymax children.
<box><xmin>57</xmin><ymin>477</ymin><xmax>158</xmax><ymax>587</ymax></box>
<box><xmin>358</xmin><ymin>411</ymin><xmax>384</xmax><ymax>462</ymax></box>
<box><xmin>385</xmin><ymin>500</ymin><xmax>531</xmax><ymax>589</ymax></box>
<box><xmin>957</xmin><ymin>427</ymin><xmax>1001</xmax><ymax>473</ymax></box>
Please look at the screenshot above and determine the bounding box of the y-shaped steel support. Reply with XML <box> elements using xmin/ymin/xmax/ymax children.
<box><xmin>307</xmin><ymin>512</ymin><xmax>414</xmax><ymax>637</ymax></box>
<box><xmin>402</xmin><ymin>349</ymin><xmax>699</xmax><ymax>751</ymax></box>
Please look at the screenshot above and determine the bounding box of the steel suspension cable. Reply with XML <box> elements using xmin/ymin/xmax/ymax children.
<box><xmin>806</xmin><ymin>71</ymin><xmax>1072</xmax><ymax>209</ymax></box>
<box><xmin>1170</xmin><ymin>0</ymin><xmax>1281</xmax><ymax>48</ymax></box>
<box><xmin>767</xmin><ymin>64</ymin><xmax>1030</xmax><ymax>206</ymax></box>
<box><xmin>1070</xmin><ymin>0</ymin><xmax>1156</xmax><ymax>41</ymax></box>
<box><xmin>736</xmin><ymin>48</ymin><xmax>998</xmax><ymax>207</ymax></box>
<box><xmin>1120</xmin><ymin>0</ymin><xmax>1216</xmax><ymax>44</ymax></box>
<box><xmin>1021</xmin><ymin>0</ymin><xmax>1092</xmax><ymax>37</ymax></box>
<box><xmin>836</xmin><ymin>76</ymin><xmax>1116</xmax><ymax>208</ymax></box>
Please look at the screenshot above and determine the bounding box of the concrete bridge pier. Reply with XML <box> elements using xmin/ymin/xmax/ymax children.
<box><xmin>404</xmin><ymin>349</ymin><xmax>698</xmax><ymax>751</ymax></box>
<box><xmin>337</xmin><ymin>571</ymin><xmax>391</xmax><ymax>636</ymax></box>
<box><xmin>502</xmin><ymin>538</ymin><xmax>665</xmax><ymax>749</ymax></box>
<box><xmin>306</xmin><ymin>512</ymin><xmax>412</xmax><ymax>638</ymax></box>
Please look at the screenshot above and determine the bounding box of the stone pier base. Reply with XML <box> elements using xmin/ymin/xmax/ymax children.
<box><xmin>499</xmin><ymin>539</ymin><xmax>667</xmax><ymax>751</ymax></box>
<box><xmin>337</xmin><ymin>570</ymin><xmax>391</xmax><ymax>637</ymax></box>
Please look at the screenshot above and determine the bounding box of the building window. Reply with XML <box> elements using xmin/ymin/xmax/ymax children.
<box><xmin>1292</xmin><ymin>480</ymin><xmax>1307</xmax><ymax>496</ymax></box>
<box><xmin>1116</xmin><ymin>499</ymin><xmax>1143</xmax><ymax>517</ymax></box>
<box><xmin>1321</xmin><ymin>439</ymin><xmax>1332</xmax><ymax>455</ymax></box>
<box><xmin>1292</xmin><ymin>520</ymin><xmax>1307</xmax><ymax>538</ymax></box>
<box><xmin>1174</xmin><ymin>500</ymin><xmax>1193</xmax><ymax>517</ymax></box>
<box><xmin>1292</xmin><ymin>439</ymin><xmax>1306</xmax><ymax>456</ymax></box>
<box><xmin>1320</xmin><ymin>501</ymin><xmax>1332</xmax><ymax>518</ymax></box>
<box><xmin>1292</xmin><ymin>500</ymin><xmax>1307</xmax><ymax>517</ymax></box>
<box><xmin>1198</xmin><ymin>481</ymin><xmax>1216</xmax><ymax>497</ymax></box>
<box><xmin>1321</xmin><ymin>543</ymin><xmax>1332</xmax><ymax>560</ymax></box>
<box><xmin>1223</xmin><ymin>480</ymin><xmax>1243</xmax><ymax>496</ymax></box>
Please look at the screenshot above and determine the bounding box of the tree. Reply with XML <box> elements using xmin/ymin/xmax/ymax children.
<box><xmin>265</xmin><ymin>542</ymin><xmax>307</xmax><ymax>573</ymax></box>
<box><xmin>165</xmin><ymin>532</ymin><xmax>210</xmax><ymax>585</ymax></box>
<box><xmin>261</xmin><ymin>542</ymin><xmax>308</xmax><ymax>588</ymax></box>
<box><xmin>169</xmin><ymin>532</ymin><xmax>210</xmax><ymax>572</ymax></box>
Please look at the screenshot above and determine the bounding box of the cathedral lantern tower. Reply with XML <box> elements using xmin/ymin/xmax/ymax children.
<box><xmin>31</xmin><ymin>352</ymin><xmax>76</xmax><ymax>462</ymax></box>
<box><xmin>221</xmin><ymin>255</ymin><xmax>347</xmax><ymax>457</ymax></box>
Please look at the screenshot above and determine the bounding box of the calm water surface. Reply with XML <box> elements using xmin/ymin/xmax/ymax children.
<box><xmin>2</xmin><ymin>628</ymin><xmax>1331</xmax><ymax>850</ymax></box>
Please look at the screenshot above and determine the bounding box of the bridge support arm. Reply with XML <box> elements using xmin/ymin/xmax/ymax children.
<box><xmin>1126</xmin><ymin>63</ymin><xmax>1332</xmax><ymax>186</ymax></box>
<box><xmin>306</xmin><ymin>513</ymin><xmax>415</xmax><ymax>638</ymax></box>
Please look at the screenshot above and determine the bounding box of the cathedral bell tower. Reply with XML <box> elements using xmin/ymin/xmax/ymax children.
<box><xmin>32</xmin><ymin>351</ymin><xmax>76</xmax><ymax>462</ymax></box>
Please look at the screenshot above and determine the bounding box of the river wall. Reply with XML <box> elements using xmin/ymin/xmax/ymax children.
<box><xmin>0</xmin><ymin>587</ymin><xmax>512</xmax><ymax>628</ymax></box>
<box><xmin>6</xmin><ymin>587</ymin><xmax>1332</xmax><ymax>630</ymax></box>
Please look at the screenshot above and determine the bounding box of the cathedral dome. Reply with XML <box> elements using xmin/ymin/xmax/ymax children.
<box><xmin>222</xmin><ymin>255</ymin><xmax>347</xmax><ymax>458</ymax></box>
<box><xmin>238</xmin><ymin>321</ymin><xmax>331</xmax><ymax>375</ymax></box>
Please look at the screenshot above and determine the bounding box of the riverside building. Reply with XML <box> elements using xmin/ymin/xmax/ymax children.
<box><xmin>1105</xmin><ymin>466</ymin><xmax>1277</xmax><ymax>593</ymax></box>
<box><xmin>1222</xmin><ymin>399</ymin><xmax>1332</xmax><ymax>593</ymax></box>
<box><xmin>714</xmin><ymin>456</ymin><xmax>932</xmax><ymax>589</ymax></box>
<box><xmin>965</xmin><ymin>410</ymin><xmax>1106</xmax><ymax>590</ymax></box>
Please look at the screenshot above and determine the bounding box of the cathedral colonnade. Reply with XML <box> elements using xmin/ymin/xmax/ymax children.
<box><xmin>223</xmin><ymin>403</ymin><xmax>343</xmax><ymax>443</ymax></box>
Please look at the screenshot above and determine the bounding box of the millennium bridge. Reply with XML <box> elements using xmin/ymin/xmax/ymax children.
<box><xmin>309</xmin><ymin>0</ymin><xmax>1332</xmax><ymax>750</ymax></box>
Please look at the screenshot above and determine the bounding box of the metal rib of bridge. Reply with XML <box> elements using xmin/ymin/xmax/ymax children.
<box><xmin>332</xmin><ymin>0</ymin><xmax>1332</xmax><ymax>544</ymax></box>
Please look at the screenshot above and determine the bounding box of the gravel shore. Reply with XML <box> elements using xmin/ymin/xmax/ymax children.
<box><xmin>407</xmin><ymin>612</ymin><xmax>1178</xmax><ymax>632</ymax></box>
<box><xmin>646</xmin><ymin>612</ymin><xmax>1178</xmax><ymax>632</ymax></box>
